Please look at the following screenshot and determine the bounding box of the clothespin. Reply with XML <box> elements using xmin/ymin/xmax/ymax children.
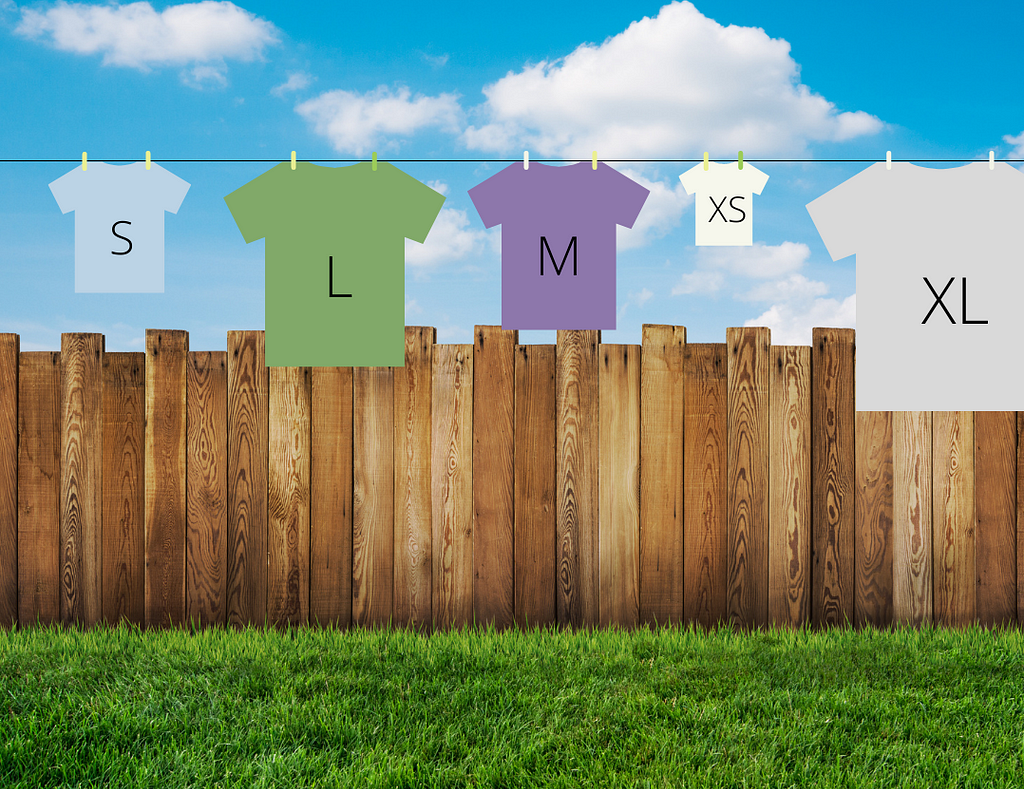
<box><xmin>372</xmin><ymin>152</ymin><xmax>377</xmax><ymax>171</ymax></box>
<box><xmin>523</xmin><ymin>150</ymin><xmax>529</xmax><ymax>170</ymax></box>
<box><xmin>990</xmin><ymin>151</ymin><xmax>995</xmax><ymax>170</ymax></box>
<box><xmin>145</xmin><ymin>151</ymin><xmax>151</xmax><ymax>170</ymax></box>
<box><xmin>703</xmin><ymin>152</ymin><xmax>708</xmax><ymax>171</ymax></box>
<box><xmin>291</xmin><ymin>151</ymin><xmax>296</xmax><ymax>170</ymax></box>
<box><xmin>738</xmin><ymin>151</ymin><xmax>744</xmax><ymax>170</ymax></box>
<box><xmin>886</xmin><ymin>151</ymin><xmax>892</xmax><ymax>170</ymax></box>
<box><xmin>81</xmin><ymin>152</ymin><xmax>87</xmax><ymax>171</ymax></box>
<box><xmin>592</xmin><ymin>151</ymin><xmax>597</xmax><ymax>170</ymax></box>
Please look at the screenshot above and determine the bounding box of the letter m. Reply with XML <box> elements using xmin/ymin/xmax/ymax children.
<box><xmin>540</xmin><ymin>236</ymin><xmax>578</xmax><ymax>276</ymax></box>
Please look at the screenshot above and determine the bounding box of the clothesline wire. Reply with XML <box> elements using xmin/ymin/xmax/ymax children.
<box><xmin>1</xmin><ymin>158</ymin><xmax>1023</xmax><ymax>164</ymax></box>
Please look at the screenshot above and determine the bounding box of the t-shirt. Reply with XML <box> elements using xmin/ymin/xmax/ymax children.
<box><xmin>679</xmin><ymin>161</ymin><xmax>769</xmax><ymax>246</ymax></box>
<box><xmin>49</xmin><ymin>161</ymin><xmax>190</xmax><ymax>292</ymax></box>
<box><xmin>225</xmin><ymin>161</ymin><xmax>444</xmax><ymax>367</ymax></box>
<box><xmin>806</xmin><ymin>161</ymin><xmax>1024</xmax><ymax>411</ymax></box>
<box><xmin>468</xmin><ymin>162</ymin><xmax>649</xmax><ymax>330</ymax></box>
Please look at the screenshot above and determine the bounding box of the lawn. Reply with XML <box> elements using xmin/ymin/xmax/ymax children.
<box><xmin>1</xmin><ymin>620</ymin><xmax>1022</xmax><ymax>788</ymax></box>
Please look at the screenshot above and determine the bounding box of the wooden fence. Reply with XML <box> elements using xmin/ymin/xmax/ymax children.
<box><xmin>0</xmin><ymin>326</ymin><xmax>1019</xmax><ymax>631</ymax></box>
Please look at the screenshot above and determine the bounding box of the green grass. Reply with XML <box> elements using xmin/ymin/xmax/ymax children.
<box><xmin>1</xmin><ymin>621</ymin><xmax>1023</xmax><ymax>788</ymax></box>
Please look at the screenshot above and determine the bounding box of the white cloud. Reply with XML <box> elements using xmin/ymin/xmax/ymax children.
<box><xmin>296</xmin><ymin>85</ymin><xmax>461</xmax><ymax>155</ymax></box>
<box><xmin>616</xmin><ymin>169</ymin><xmax>691</xmax><ymax>250</ymax></box>
<box><xmin>405</xmin><ymin>299</ymin><xmax>423</xmax><ymax>320</ymax></box>
<box><xmin>694</xmin><ymin>240</ymin><xmax>810</xmax><ymax>279</ymax></box>
<box><xmin>746</xmin><ymin>293</ymin><xmax>856</xmax><ymax>345</ymax></box>
<box><xmin>463</xmin><ymin>0</ymin><xmax>882</xmax><ymax>157</ymax></box>
<box><xmin>271</xmin><ymin>71</ymin><xmax>312</xmax><ymax>97</ymax></box>
<box><xmin>405</xmin><ymin>206</ymin><xmax>490</xmax><ymax>269</ymax></box>
<box><xmin>736</xmin><ymin>272</ymin><xmax>829</xmax><ymax>302</ymax></box>
<box><xmin>671</xmin><ymin>268</ymin><xmax>724</xmax><ymax>296</ymax></box>
<box><xmin>617</xmin><ymin>287</ymin><xmax>655</xmax><ymax>321</ymax></box>
<box><xmin>423</xmin><ymin>52</ymin><xmax>449</xmax><ymax>67</ymax></box>
<box><xmin>1004</xmin><ymin>130</ymin><xmax>1024</xmax><ymax>163</ymax></box>
<box><xmin>16</xmin><ymin>1</ymin><xmax>278</xmax><ymax>83</ymax></box>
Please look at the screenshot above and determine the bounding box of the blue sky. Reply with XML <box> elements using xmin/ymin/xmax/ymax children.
<box><xmin>2</xmin><ymin>0</ymin><xmax>1022</xmax><ymax>352</ymax></box>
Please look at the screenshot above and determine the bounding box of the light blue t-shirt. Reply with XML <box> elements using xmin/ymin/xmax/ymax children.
<box><xmin>49</xmin><ymin>162</ymin><xmax>190</xmax><ymax>293</ymax></box>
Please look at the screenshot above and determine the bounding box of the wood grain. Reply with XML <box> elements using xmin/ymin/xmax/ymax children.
<box><xmin>102</xmin><ymin>352</ymin><xmax>145</xmax><ymax>625</ymax></box>
<box><xmin>185</xmin><ymin>351</ymin><xmax>227</xmax><ymax>627</ymax></box>
<box><xmin>684</xmin><ymin>344</ymin><xmax>728</xmax><ymax>629</ymax></box>
<box><xmin>854</xmin><ymin>411</ymin><xmax>894</xmax><ymax>629</ymax></box>
<box><xmin>893</xmin><ymin>411</ymin><xmax>932</xmax><ymax>627</ymax></box>
<box><xmin>768</xmin><ymin>345</ymin><xmax>810</xmax><ymax>629</ymax></box>
<box><xmin>933</xmin><ymin>411</ymin><xmax>976</xmax><ymax>627</ymax></box>
<box><xmin>0</xmin><ymin>334</ymin><xmax>18</xmax><ymax>626</ymax></box>
<box><xmin>17</xmin><ymin>352</ymin><xmax>61</xmax><ymax>626</ymax></box>
<box><xmin>725</xmin><ymin>327</ymin><xmax>770</xmax><ymax>629</ymax></box>
<box><xmin>311</xmin><ymin>366</ymin><xmax>353</xmax><ymax>628</ymax></box>
<box><xmin>514</xmin><ymin>345</ymin><xmax>556</xmax><ymax>628</ymax></box>
<box><xmin>353</xmin><ymin>367</ymin><xmax>394</xmax><ymax>627</ymax></box>
<box><xmin>393</xmin><ymin>327</ymin><xmax>434</xmax><ymax>630</ymax></box>
<box><xmin>599</xmin><ymin>344</ymin><xmax>640</xmax><ymax>628</ymax></box>
<box><xmin>556</xmin><ymin>330</ymin><xmax>600</xmax><ymax>629</ymax></box>
<box><xmin>811</xmin><ymin>327</ymin><xmax>855</xmax><ymax>628</ymax></box>
<box><xmin>267</xmin><ymin>366</ymin><xmax>310</xmax><ymax>627</ymax></box>
<box><xmin>145</xmin><ymin>330</ymin><xmax>188</xmax><ymax>628</ymax></box>
<box><xmin>431</xmin><ymin>345</ymin><xmax>473</xmax><ymax>630</ymax></box>
<box><xmin>473</xmin><ymin>326</ymin><xmax>517</xmax><ymax>630</ymax></box>
<box><xmin>226</xmin><ymin>331</ymin><xmax>268</xmax><ymax>627</ymax></box>
<box><xmin>974</xmin><ymin>411</ymin><xmax>1015</xmax><ymax>627</ymax></box>
<box><xmin>639</xmin><ymin>325</ymin><xmax>686</xmax><ymax>627</ymax></box>
<box><xmin>60</xmin><ymin>333</ymin><xmax>104</xmax><ymax>626</ymax></box>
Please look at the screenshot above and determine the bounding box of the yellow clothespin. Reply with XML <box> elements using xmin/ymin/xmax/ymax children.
<box><xmin>703</xmin><ymin>152</ymin><xmax>708</xmax><ymax>171</ymax></box>
<box><xmin>990</xmin><ymin>151</ymin><xmax>995</xmax><ymax>170</ymax></box>
<box><xmin>738</xmin><ymin>151</ymin><xmax>744</xmax><ymax>170</ymax></box>
<box><xmin>372</xmin><ymin>152</ymin><xmax>377</xmax><ymax>171</ymax></box>
<box><xmin>886</xmin><ymin>150</ymin><xmax>892</xmax><ymax>170</ymax></box>
<box><xmin>82</xmin><ymin>152</ymin><xmax>87</xmax><ymax>171</ymax></box>
<box><xmin>592</xmin><ymin>151</ymin><xmax>597</xmax><ymax>170</ymax></box>
<box><xmin>145</xmin><ymin>151</ymin><xmax>151</xmax><ymax>170</ymax></box>
<box><xmin>291</xmin><ymin>151</ymin><xmax>296</xmax><ymax>170</ymax></box>
<box><xmin>523</xmin><ymin>150</ymin><xmax>529</xmax><ymax>170</ymax></box>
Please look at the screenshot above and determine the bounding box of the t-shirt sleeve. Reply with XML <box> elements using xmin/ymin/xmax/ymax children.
<box><xmin>805</xmin><ymin>164</ymin><xmax>876</xmax><ymax>261</ymax></box>
<box><xmin>156</xmin><ymin>165</ymin><xmax>191</xmax><ymax>214</ymax></box>
<box><xmin>678</xmin><ymin>163</ymin><xmax>703</xmax><ymax>196</ymax></box>
<box><xmin>48</xmin><ymin>166</ymin><xmax>84</xmax><ymax>214</ymax></box>
<box><xmin>398</xmin><ymin>170</ymin><xmax>446</xmax><ymax>243</ymax></box>
<box><xmin>604</xmin><ymin>166</ymin><xmax>650</xmax><ymax>229</ymax></box>
<box><xmin>224</xmin><ymin>165</ymin><xmax>282</xmax><ymax>244</ymax></box>
<box><xmin>747</xmin><ymin>165</ymin><xmax>769</xmax><ymax>195</ymax></box>
<box><xmin>467</xmin><ymin>165</ymin><xmax>513</xmax><ymax>229</ymax></box>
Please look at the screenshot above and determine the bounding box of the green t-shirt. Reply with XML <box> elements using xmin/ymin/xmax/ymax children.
<box><xmin>224</xmin><ymin>161</ymin><xmax>445</xmax><ymax>367</ymax></box>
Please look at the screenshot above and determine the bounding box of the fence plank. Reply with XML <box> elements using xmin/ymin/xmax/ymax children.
<box><xmin>684</xmin><ymin>343</ymin><xmax>728</xmax><ymax>628</ymax></box>
<box><xmin>974</xmin><ymin>411</ymin><xmax>1016</xmax><ymax>627</ymax></box>
<box><xmin>893</xmin><ymin>411</ymin><xmax>932</xmax><ymax>626</ymax></box>
<box><xmin>811</xmin><ymin>327</ymin><xmax>855</xmax><ymax>628</ymax></box>
<box><xmin>640</xmin><ymin>325</ymin><xmax>686</xmax><ymax>626</ymax></box>
<box><xmin>769</xmin><ymin>345</ymin><xmax>810</xmax><ymax>629</ymax></box>
<box><xmin>473</xmin><ymin>326</ymin><xmax>517</xmax><ymax>630</ymax></box>
<box><xmin>599</xmin><ymin>344</ymin><xmax>640</xmax><ymax>628</ymax></box>
<box><xmin>145</xmin><ymin>330</ymin><xmax>188</xmax><ymax>628</ymax></box>
<box><xmin>226</xmin><ymin>331</ymin><xmax>268</xmax><ymax>627</ymax></box>
<box><xmin>353</xmin><ymin>367</ymin><xmax>394</xmax><ymax>627</ymax></box>
<box><xmin>1019</xmin><ymin>412</ymin><xmax>1024</xmax><ymax>626</ymax></box>
<box><xmin>60</xmin><ymin>333</ymin><xmax>104</xmax><ymax>626</ymax></box>
<box><xmin>18</xmin><ymin>353</ymin><xmax>60</xmax><ymax>626</ymax></box>
<box><xmin>855</xmin><ymin>411</ymin><xmax>894</xmax><ymax>628</ymax></box>
<box><xmin>726</xmin><ymin>327</ymin><xmax>770</xmax><ymax>629</ymax></box>
<box><xmin>432</xmin><ymin>346</ymin><xmax>473</xmax><ymax>629</ymax></box>
<box><xmin>933</xmin><ymin>411</ymin><xmax>976</xmax><ymax>627</ymax></box>
<box><xmin>102</xmin><ymin>352</ymin><xmax>145</xmax><ymax>625</ymax></box>
<box><xmin>514</xmin><ymin>345</ymin><xmax>556</xmax><ymax>628</ymax></box>
<box><xmin>0</xmin><ymin>334</ymin><xmax>18</xmax><ymax>626</ymax></box>
<box><xmin>186</xmin><ymin>351</ymin><xmax>227</xmax><ymax>627</ymax></box>
<box><xmin>267</xmin><ymin>366</ymin><xmax>310</xmax><ymax>627</ymax></box>
<box><xmin>556</xmin><ymin>329</ymin><xmax>600</xmax><ymax>629</ymax></box>
<box><xmin>311</xmin><ymin>367</ymin><xmax>353</xmax><ymax>627</ymax></box>
<box><xmin>394</xmin><ymin>327</ymin><xmax>434</xmax><ymax>630</ymax></box>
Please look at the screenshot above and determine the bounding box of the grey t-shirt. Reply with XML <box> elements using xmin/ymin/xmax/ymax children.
<box><xmin>50</xmin><ymin>162</ymin><xmax>190</xmax><ymax>293</ymax></box>
<box><xmin>807</xmin><ymin>162</ymin><xmax>1024</xmax><ymax>411</ymax></box>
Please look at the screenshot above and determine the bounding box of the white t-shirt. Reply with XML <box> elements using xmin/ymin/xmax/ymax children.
<box><xmin>679</xmin><ymin>161</ymin><xmax>769</xmax><ymax>245</ymax></box>
<box><xmin>806</xmin><ymin>161</ymin><xmax>1024</xmax><ymax>410</ymax></box>
<box><xmin>49</xmin><ymin>162</ymin><xmax>190</xmax><ymax>293</ymax></box>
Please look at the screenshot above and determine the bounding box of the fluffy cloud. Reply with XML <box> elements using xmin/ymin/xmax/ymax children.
<box><xmin>1004</xmin><ymin>130</ymin><xmax>1024</xmax><ymax>163</ymax></box>
<box><xmin>463</xmin><ymin>0</ymin><xmax>882</xmax><ymax>157</ymax></box>
<box><xmin>405</xmin><ymin>182</ymin><xmax>491</xmax><ymax>271</ymax></box>
<box><xmin>296</xmin><ymin>85</ymin><xmax>461</xmax><ymax>155</ymax></box>
<box><xmin>16</xmin><ymin>1</ymin><xmax>278</xmax><ymax>85</ymax></box>
<box><xmin>746</xmin><ymin>293</ymin><xmax>856</xmax><ymax>345</ymax></box>
<box><xmin>673</xmin><ymin>241</ymin><xmax>810</xmax><ymax>294</ymax></box>
<box><xmin>616</xmin><ymin>169</ymin><xmax>691</xmax><ymax>250</ymax></box>
<box><xmin>271</xmin><ymin>71</ymin><xmax>311</xmax><ymax>97</ymax></box>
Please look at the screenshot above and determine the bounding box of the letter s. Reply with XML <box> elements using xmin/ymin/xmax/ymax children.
<box><xmin>111</xmin><ymin>221</ymin><xmax>132</xmax><ymax>255</ymax></box>
<box><xmin>728</xmin><ymin>196</ymin><xmax>746</xmax><ymax>223</ymax></box>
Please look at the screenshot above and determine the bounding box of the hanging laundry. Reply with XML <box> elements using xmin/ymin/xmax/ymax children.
<box><xmin>679</xmin><ymin>160</ymin><xmax>768</xmax><ymax>245</ymax></box>
<box><xmin>49</xmin><ymin>161</ymin><xmax>189</xmax><ymax>293</ymax></box>
<box><xmin>807</xmin><ymin>161</ymin><xmax>1024</xmax><ymax>411</ymax></box>
<box><xmin>225</xmin><ymin>161</ymin><xmax>444</xmax><ymax>367</ymax></box>
<box><xmin>469</xmin><ymin>161</ymin><xmax>649</xmax><ymax>330</ymax></box>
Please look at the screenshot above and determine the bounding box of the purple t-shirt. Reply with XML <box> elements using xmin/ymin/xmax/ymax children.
<box><xmin>469</xmin><ymin>162</ymin><xmax>649</xmax><ymax>330</ymax></box>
